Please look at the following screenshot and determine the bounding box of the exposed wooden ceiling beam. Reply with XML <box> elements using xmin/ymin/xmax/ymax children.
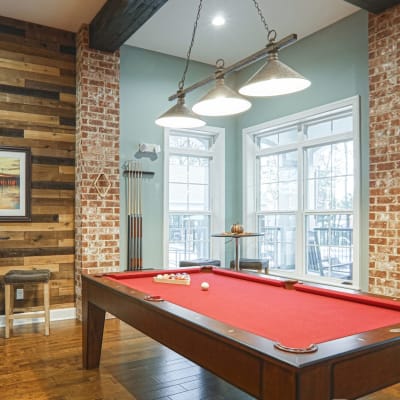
<box><xmin>344</xmin><ymin>0</ymin><xmax>400</xmax><ymax>14</ymax></box>
<box><xmin>89</xmin><ymin>0</ymin><xmax>168</xmax><ymax>52</ymax></box>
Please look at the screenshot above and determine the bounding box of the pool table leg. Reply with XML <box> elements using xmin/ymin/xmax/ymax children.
<box><xmin>82</xmin><ymin>298</ymin><xmax>106</xmax><ymax>369</ymax></box>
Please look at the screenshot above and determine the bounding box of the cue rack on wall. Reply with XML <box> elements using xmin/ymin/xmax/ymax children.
<box><xmin>123</xmin><ymin>161</ymin><xmax>154</xmax><ymax>270</ymax></box>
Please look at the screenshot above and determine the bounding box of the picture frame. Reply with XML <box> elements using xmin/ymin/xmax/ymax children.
<box><xmin>0</xmin><ymin>145</ymin><xmax>31</xmax><ymax>222</ymax></box>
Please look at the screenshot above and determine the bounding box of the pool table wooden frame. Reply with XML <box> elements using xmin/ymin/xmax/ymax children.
<box><xmin>82</xmin><ymin>270</ymin><xmax>400</xmax><ymax>400</ymax></box>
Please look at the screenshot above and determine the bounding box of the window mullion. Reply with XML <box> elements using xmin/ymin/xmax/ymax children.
<box><xmin>297</xmin><ymin>126</ymin><xmax>305</xmax><ymax>276</ymax></box>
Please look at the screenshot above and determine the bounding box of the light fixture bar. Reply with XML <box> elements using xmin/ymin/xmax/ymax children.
<box><xmin>168</xmin><ymin>33</ymin><xmax>297</xmax><ymax>102</ymax></box>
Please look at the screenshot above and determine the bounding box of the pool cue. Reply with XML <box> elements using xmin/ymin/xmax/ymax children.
<box><xmin>129</xmin><ymin>160</ymin><xmax>137</xmax><ymax>271</ymax></box>
<box><xmin>133</xmin><ymin>165</ymin><xmax>138</xmax><ymax>270</ymax></box>
<box><xmin>134</xmin><ymin>163</ymin><xmax>143</xmax><ymax>270</ymax></box>
<box><xmin>126</xmin><ymin>162</ymin><xmax>130</xmax><ymax>270</ymax></box>
<box><xmin>127</xmin><ymin>161</ymin><xmax>133</xmax><ymax>271</ymax></box>
<box><xmin>138</xmin><ymin>165</ymin><xmax>143</xmax><ymax>269</ymax></box>
<box><xmin>136</xmin><ymin>166</ymin><xmax>140</xmax><ymax>269</ymax></box>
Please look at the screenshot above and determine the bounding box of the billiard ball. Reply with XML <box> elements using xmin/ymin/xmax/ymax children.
<box><xmin>201</xmin><ymin>282</ymin><xmax>209</xmax><ymax>290</ymax></box>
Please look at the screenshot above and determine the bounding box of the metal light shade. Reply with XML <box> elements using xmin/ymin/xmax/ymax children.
<box><xmin>239</xmin><ymin>51</ymin><xmax>311</xmax><ymax>97</ymax></box>
<box><xmin>192</xmin><ymin>77</ymin><xmax>252</xmax><ymax>116</ymax></box>
<box><xmin>155</xmin><ymin>96</ymin><xmax>206</xmax><ymax>128</ymax></box>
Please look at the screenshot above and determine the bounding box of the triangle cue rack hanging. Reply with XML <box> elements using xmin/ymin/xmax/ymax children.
<box><xmin>123</xmin><ymin>161</ymin><xmax>154</xmax><ymax>271</ymax></box>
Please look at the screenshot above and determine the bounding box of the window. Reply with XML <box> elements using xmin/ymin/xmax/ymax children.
<box><xmin>164</xmin><ymin>127</ymin><xmax>225</xmax><ymax>268</ymax></box>
<box><xmin>243</xmin><ymin>97</ymin><xmax>359</xmax><ymax>287</ymax></box>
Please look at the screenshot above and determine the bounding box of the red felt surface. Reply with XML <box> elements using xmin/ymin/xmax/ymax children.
<box><xmin>105</xmin><ymin>269</ymin><xmax>400</xmax><ymax>348</ymax></box>
<box><xmin>294</xmin><ymin>283</ymin><xmax>400</xmax><ymax>310</ymax></box>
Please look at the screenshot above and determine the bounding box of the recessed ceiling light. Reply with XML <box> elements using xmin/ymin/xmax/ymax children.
<box><xmin>212</xmin><ymin>15</ymin><xmax>225</xmax><ymax>27</ymax></box>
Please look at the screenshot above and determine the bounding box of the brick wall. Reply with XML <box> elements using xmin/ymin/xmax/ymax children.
<box><xmin>75</xmin><ymin>25</ymin><xmax>120</xmax><ymax>317</ymax></box>
<box><xmin>368</xmin><ymin>5</ymin><xmax>400</xmax><ymax>297</ymax></box>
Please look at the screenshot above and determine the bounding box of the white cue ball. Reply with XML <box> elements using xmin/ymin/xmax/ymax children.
<box><xmin>201</xmin><ymin>282</ymin><xmax>209</xmax><ymax>291</ymax></box>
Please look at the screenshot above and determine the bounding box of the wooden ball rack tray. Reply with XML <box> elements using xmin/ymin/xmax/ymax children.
<box><xmin>153</xmin><ymin>274</ymin><xmax>191</xmax><ymax>285</ymax></box>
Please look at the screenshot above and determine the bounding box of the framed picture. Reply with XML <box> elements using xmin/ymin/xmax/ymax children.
<box><xmin>0</xmin><ymin>146</ymin><xmax>31</xmax><ymax>222</ymax></box>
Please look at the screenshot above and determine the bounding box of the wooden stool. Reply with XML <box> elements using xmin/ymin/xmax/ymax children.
<box><xmin>4</xmin><ymin>269</ymin><xmax>51</xmax><ymax>338</ymax></box>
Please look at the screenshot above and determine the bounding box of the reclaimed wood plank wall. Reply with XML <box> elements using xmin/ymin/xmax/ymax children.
<box><xmin>0</xmin><ymin>16</ymin><xmax>76</xmax><ymax>313</ymax></box>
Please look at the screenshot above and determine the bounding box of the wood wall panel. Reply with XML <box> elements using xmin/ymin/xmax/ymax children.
<box><xmin>0</xmin><ymin>48</ymin><xmax>75</xmax><ymax>70</ymax></box>
<box><xmin>0</xmin><ymin>17</ymin><xmax>75</xmax><ymax>314</ymax></box>
<box><xmin>0</xmin><ymin>67</ymin><xmax>75</xmax><ymax>88</ymax></box>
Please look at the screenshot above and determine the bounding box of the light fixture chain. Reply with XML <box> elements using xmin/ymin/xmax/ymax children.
<box><xmin>251</xmin><ymin>0</ymin><xmax>272</xmax><ymax>37</ymax></box>
<box><xmin>178</xmin><ymin>0</ymin><xmax>204</xmax><ymax>90</ymax></box>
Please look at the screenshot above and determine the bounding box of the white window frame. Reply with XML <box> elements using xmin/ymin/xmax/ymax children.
<box><xmin>163</xmin><ymin>126</ymin><xmax>225</xmax><ymax>268</ymax></box>
<box><xmin>243</xmin><ymin>96</ymin><xmax>360</xmax><ymax>288</ymax></box>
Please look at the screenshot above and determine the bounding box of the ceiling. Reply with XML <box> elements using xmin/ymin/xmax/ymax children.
<box><xmin>126</xmin><ymin>0</ymin><xmax>359</xmax><ymax>65</ymax></box>
<box><xmin>0</xmin><ymin>0</ymin><xmax>360</xmax><ymax>65</ymax></box>
<box><xmin>0</xmin><ymin>0</ymin><xmax>107</xmax><ymax>33</ymax></box>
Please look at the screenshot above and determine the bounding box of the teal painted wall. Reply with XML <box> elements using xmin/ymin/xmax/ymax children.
<box><xmin>120</xmin><ymin>46</ymin><xmax>237</xmax><ymax>268</ymax></box>
<box><xmin>120</xmin><ymin>10</ymin><xmax>369</xmax><ymax>287</ymax></box>
<box><xmin>235</xmin><ymin>10</ymin><xmax>369</xmax><ymax>288</ymax></box>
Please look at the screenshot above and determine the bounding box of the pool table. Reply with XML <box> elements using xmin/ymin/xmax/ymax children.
<box><xmin>82</xmin><ymin>267</ymin><xmax>400</xmax><ymax>400</ymax></box>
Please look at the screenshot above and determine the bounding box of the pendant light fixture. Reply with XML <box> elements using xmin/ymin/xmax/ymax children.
<box><xmin>192</xmin><ymin>59</ymin><xmax>252</xmax><ymax>116</ymax></box>
<box><xmin>155</xmin><ymin>0</ymin><xmax>205</xmax><ymax>129</ymax></box>
<box><xmin>155</xmin><ymin>90</ymin><xmax>205</xmax><ymax>128</ymax></box>
<box><xmin>155</xmin><ymin>0</ymin><xmax>311</xmax><ymax>128</ymax></box>
<box><xmin>238</xmin><ymin>33</ymin><xmax>311</xmax><ymax>97</ymax></box>
<box><xmin>238</xmin><ymin>1</ymin><xmax>310</xmax><ymax>97</ymax></box>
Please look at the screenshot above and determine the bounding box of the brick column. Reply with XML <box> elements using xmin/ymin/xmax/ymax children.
<box><xmin>75</xmin><ymin>25</ymin><xmax>120</xmax><ymax>318</ymax></box>
<box><xmin>368</xmin><ymin>5</ymin><xmax>400</xmax><ymax>297</ymax></box>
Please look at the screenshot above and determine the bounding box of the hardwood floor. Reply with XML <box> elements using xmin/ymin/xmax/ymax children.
<box><xmin>0</xmin><ymin>319</ymin><xmax>399</xmax><ymax>400</ymax></box>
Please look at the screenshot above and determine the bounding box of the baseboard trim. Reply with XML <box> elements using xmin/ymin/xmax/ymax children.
<box><xmin>0</xmin><ymin>307</ymin><xmax>76</xmax><ymax>328</ymax></box>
